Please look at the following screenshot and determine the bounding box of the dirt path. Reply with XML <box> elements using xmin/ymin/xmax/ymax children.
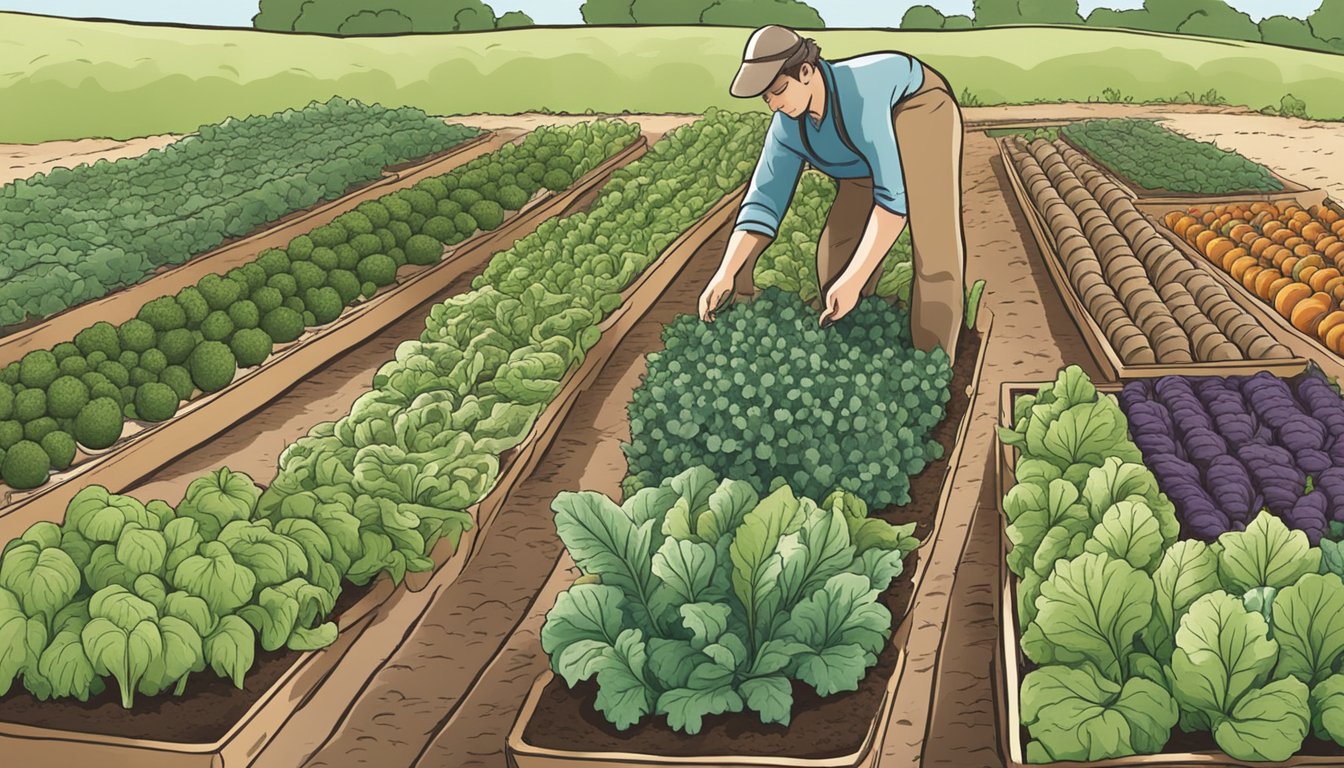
<box><xmin>0</xmin><ymin>134</ymin><xmax>179</xmax><ymax>185</ymax></box>
<box><xmin>296</xmin><ymin>224</ymin><xmax>727</xmax><ymax>768</ymax></box>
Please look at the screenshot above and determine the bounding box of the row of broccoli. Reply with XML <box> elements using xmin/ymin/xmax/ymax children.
<box><xmin>0</xmin><ymin>121</ymin><xmax>641</xmax><ymax>493</ymax></box>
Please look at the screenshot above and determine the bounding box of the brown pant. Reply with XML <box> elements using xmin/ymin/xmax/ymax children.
<box><xmin>742</xmin><ymin>64</ymin><xmax>968</xmax><ymax>356</ymax></box>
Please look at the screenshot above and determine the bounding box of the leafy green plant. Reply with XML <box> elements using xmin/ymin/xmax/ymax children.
<box><xmin>1061</xmin><ymin>118</ymin><xmax>1282</xmax><ymax>195</ymax></box>
<box><xmin>624</xmin><ymin>288</ymin><xmax>952</xmax><ymax>508</ymax></box>
<box><xmin>541</xmin><ymin>467</ymin><xmax>919</xmax><ymax>733</ymax></box>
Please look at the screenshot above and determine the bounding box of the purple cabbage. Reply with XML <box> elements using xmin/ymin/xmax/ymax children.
<box><xmin>1203</xmin><ymin>455</ymin><xmax>1261</xmax><ymax>524</ymax></box>
<box><xmin>1180</xmin><ymin>427</ymin><xmax>1228</xmax><ymax>467</ymax></box>
<box><xmin>1296</xmin><ymin>373</ymin><xmax>1344</xmax><ymax>440</ymax></box>
<box><xmin>1285</xmin><ymin>490</ymin><xmax>1329</xmax><ymax>545</ymax></box>
<box><xmin>1237</xmin><ymin>442</ymin><xmax>1306</xmax><ymax>515</ymax></box>
<box><xmin>1315</xmin><ymin>467</ymin><xmax>1344</xmax><ymax>521</ymax></box>
<box><xmin>1298</xmin><ymin>449</ymin><xmax>1334</xmax><ymax>476</ymax></box>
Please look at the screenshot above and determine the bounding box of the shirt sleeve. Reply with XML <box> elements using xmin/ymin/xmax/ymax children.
<box><xmin>852</xmin><ymin>99</ymin><xmax>907</xmax><ymax>217</ymax></box>
<box><xmin>734</xmin><ymin>121</ymin><xmax>805</xmax><ymax>239</ymax></box>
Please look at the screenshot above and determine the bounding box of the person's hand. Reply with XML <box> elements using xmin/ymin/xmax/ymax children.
<box><xmin>699</xmin><ymin>270</ymin><xmax>735</xmax><ymax>322</ymax></box>
<box><xmin>819</xmin><ymin>274</ymin><xmax>862</xmax><ymax>327</ymax></box>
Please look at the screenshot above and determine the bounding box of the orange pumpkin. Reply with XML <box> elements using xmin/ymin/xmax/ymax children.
<box><xmin>1284</xmin><ymin>236</ymin><xmax>1308</xmax><ymax>251</ymax></box>
<box><xmin>1198</xmin><ymin>230</ymin><xmax>1223</xmax><ymax>252</ymax></box>
<box><xmin>1282</xmin><ymin>256</ymin><xmax>1301</xmax><ymax>275</ymax></box>
<box><xmin>1276</xmin><ymin>281</ymin><xmax>1314</xmax><ymax>317</ymax></box>
<box><xmin>1295</xmin><ymin>243</ymin><xmax>1318</xmax><ymax>259</ymax></box>
<box><xmin>1312</xmin><ymin>268</ymin><xmax>1344</xmax><ymax>292</ymax></box>
<box><xmin>1229</xmin><ymin>223</ymin><xmax>1256</xmax><ymax>242</ymax></box>
<box><xmin>1202</xmin><ymin>211</ymin><xmax>1218</xmax><ymax>226</ymax></box>
<box><xmin>1250</xmin><ymin>237</ymin><xmax>1274</xmax><ymax>259</ymax></box>
<box><xmin>1318</xmin><ymin>310</ymin><xmax>1344</xmax><ymax>340</ymax></box>
<box><xmin>1318</xmin><ymin>236</ymin><xmax>1340</xmax><ymax>253</ymax></box>
<box><xmin>1255</xmin><ymin>268</ymin><xmax>1283</xmax><ymax>299</ymax></box>
<box><xmin>1327</xmin><ymin>323</ymin><xmax>1344</xmax><ymax>354</ymax></box>
<box><xmin>1325</xmin><ymin>242</ymin><xmax>1344</xmax><ymax>260</ymax></box>
<box><xmin>1291</xmin><ymin>293</ymin><xmax>1332</xmax><ymax>334</ymax></box>
<box><xmin>1300</xmin><ymin>266</ymin><xmax>1320</xmax><ymax>287</ymax></box>
<box><xmin>1242</xmin><ymin>264</ymin><xmax>1265</xmax><ymax>290</ymax></box>
<box><xmin>1304</xmin><ymin>221</ymin><xmax>1327</xmax><ymax>242</ymax></box>
<box><xmin>1231</xmin><ymin>255</ymin><xmax>1259</xmax><ymax>282</ymax></box>
<box><xmin>1270</xmin><ymin>277</ymin><xmax>1298</xmax><ymax>301</ymax></box>
<box><xmin>1266</xmin><ymin>244</ymin><xmax>1290</xmax><ymax>267</ymax></box>
<box><xmin>1271</xmin><ymin>227</ymin><xmax>1296</xmax><ymax>245</ymax></box>
<box><xmin>1173</xmin><ymin>215</ymin><xmax>1198</xmax><ymax>238</ymax></box>
<box><xmin>1264</xmin><ymin>220</ymin><xmax>1286</xmax><ymax>238</ymax></box>
<box><xmin>1293</xmin><ymin>209</ymin><xmax>1312</xmax><ymax>224</ymax></box>
<box><xmin>1185</xmin><ymin>224</ymin><xmax>1208</xmax><ymax>245</ymax></box>
<box><xmin>1294</xmin><ymin>254</ymin><xmax>1327</xmax><ymax>281</ymax></box>
<box><xmin>1208</xmin><ymin>238</ymin><xmax>1237</xmax><ymax>264</ymax></box>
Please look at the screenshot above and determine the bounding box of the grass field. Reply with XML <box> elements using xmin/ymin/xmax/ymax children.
<box><xmin>2</xmin><ymin>12</ymin><xmax>1343</xmax><ymax>142</ymax></box>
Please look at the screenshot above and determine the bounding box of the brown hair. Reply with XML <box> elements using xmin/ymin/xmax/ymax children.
<box><xmin>779</xmin><ymin>38</ymin><xmax>822</xmax><ymax>81</ymax></box>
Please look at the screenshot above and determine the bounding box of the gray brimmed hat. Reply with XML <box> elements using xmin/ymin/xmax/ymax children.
<box><xmin>730</xmin><ymin>25</ymin><xmax>805</xmax><ymax>98</ymax></box>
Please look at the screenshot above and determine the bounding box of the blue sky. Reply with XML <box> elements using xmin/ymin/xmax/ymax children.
<box><xmin>0</xmin><ymin>0</ymin><xmax>1323</xmax><ymax>27</ymax></box>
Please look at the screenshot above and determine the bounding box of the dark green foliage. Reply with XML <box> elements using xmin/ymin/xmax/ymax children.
<box><xmin>360</xmin><ymin>281</ymin><xmax>378</xmax><ymax>300</ymax></box>
<box><xmin>0</xmin><ymin>365</ymin><xmax>15</xmax><ymax>386</ymax></box>
<box><xmin>117</xmin><ymin>319</ymin><xmax>156</xmax><ymax>353</ymax></box>
<box><xmin>408</xmin><ymin>212</ymin><xmax>428</xmax><ymax>234</ymax></box>
<box><xmin>176</xmin><ymin>286</ymin><xmax>211</xmax><ymax>329</ymax></box>
<box><xmin>1062</xmin><ymin>119</ymin><xmax>1282</xmax><ymax>195</ymax></box>
<box><xmin>129</xmin><ymin>367</ymin><xmax>157</xmax><ymax>388</ymax></box>
<box><xmin>135</xmin><ymin>382</ymin><xmax>180</xmax><ymax>423</ymax></box>
<box><xmin>201</xmin><ymin>311</ymin><xmax>235</xmax><ymax>343</ymax></box>
<box><xmin>376</xmin><ymin>228</ymin><xmax>397</xmax><ymax>252</ymax></box>
<box><xmin>303</xmin><ymin>287</ymin><xmax>344</xmax><ymax>325</ymax></box>
<box><xmin>0</xmin><ymin>385</ymin><xmax>11</xmax><ymax>420</ymax></box>
<box><xmin>228</xmin><ymin>300</ymin><xmax>261</xmax><ymax>330</ymax></box>
<box><xmin>139</xmin><ymin>348</ymin><xmax>168</xmax><ymax>375</ymax></box>
<box><xmin>310</xmin><ymin>246</ymin><xmax>339</xmax><ymax>272</ymax></box>
<box><xmin>436</xmin><ymin>199</ymin><xmax>463</xmax><ymax>219</ymax></box>
<box><xmin>261</xmin><ymin>307</ymin><xmax>305</xmax><ymax>344</ymax></box>
<box><xmin>57</xmin><ymin>355</ymin><xmax>89</xmax><ymax>378</ymax></box>
<box><xmin>96</xmin><ymin>361</ymin><xmax>130</xmax><ymax>389</ymax></box>
<box><xmin>160</xmin><ymin>365</ymin><xmax>195</xmax><ymax>401</ymax></box>
<box><xmin>2</xmin><ymin>440</ymin><xmax>50</xmax><ymax>489</ymax></box>
<box><xmin>542</xmin><ymin>169</ymin><xmax>571</xmax><ymax>191</ymax></box>
<box><xmin>468</xmin><ymin>200</ymin><xmax>504</xmax><ymax>231</ymax></box>
<box><xmin>623</xmin><ymin>289</ymin><xmax>952</xmax><ymax>507</ymax></box>
<box><xmin>335</xmin><ymin>210</ymin><xmax>374</xmax><ymax>236</ymax></box>
<box><xmin>350</xmin><ymin>233</ymin><xmax>382</xmax><ymax>258</ymax></box>
<box><xmin>268</xmin><ymin>273</ymin><xmax>299</xmax><ymax>299</ymax></box>
<box><xmin>449</xmin><ymin>188</ymin><xmax>482</xmax><ymax>209</ymax></box>
<box><xmin>283</xmin><ymin>296</ymin><xmax>307</xmax><ymax>315</ymax></box>
<box><xmin>251</xmin><ymin>286</ymin><xmax>284</xmax><ymax>315</ymax></box>
<box><xmin>89</xmin><ymin>382</ymin><xmax>122</xmax><ymax>406</ymax></box>
<box><xmin>404</xmin><ymin>235</ymin><xmax>443</xmax><ymax>265</ymax></box>
<box><xmin>137</xmin><ymin>296</ymin><xmax>187</xmax><ymax>333</ymax></box>
<box><xmin>356</xmin><ymin>254</ymin><xmax>398</xmax><ymax>288</ymax></box>
<box><xmin>197</xmin><ymin>274</ymin><xmax>242</xmax><ymax>312</ymax></box>
<box><xmin>422</xmin><ymin>216</ymin><xmax>457</xmax><ymax>244</ymax></box>
<box><xmin>417</xmin><ymin>177</ymin><xmax>448</xmax><ymax>200</ymax></box>
<box><xmin>334</xmin><ymin>243</ymin><xmax>360</xmax><ymax>270</ymax></box>
<box><xmin>51</xmin><ymin>342</ymin><xmax>79</xmax><ymax>363</ymax></box>
<box><xmin>117</xmin><ymin>350</ymin><xmax>140</xmax><ymax>371</ymax></box>
<box><xmin>403</xmin><ymin>190</ymin><xmax>436</xmax><ymax>218</ymax></box>
<box><xmin>85</xmin><ymin>351</ymin><xmax>108</xmax><ymax>369</ymax></box>
<box><xmin>40</xmin><ymin>431</ymin><xmax>75</xmax><ymax>470</ymax></box>
<box><xmin>388</xmin><ymin>221</ymin><xmax>413</xmax><ymax>247</ymax></box>
<box><xmin>19</xmin><ymin>350</ymin><xmax>59</xmax><ymax>390</ymax></box>
<box><xmin>497</xmin><ymin>184</ymin><xmax>529</xmax><ymax>211</ymax></box>
<box><xmin>74</xmin><ymin>397</ymin><xmax>123</xmax><ymax>450</ymax></box>
<box><xmin>327</xmin><ymin>269</ymin><xmax>361</xmax><ymax>305</ymax></box>
<box><xmin>257</xmin><ymin>248</ymin><xmax>291</xmax><ymax>277</ymax></box>
<box><xmin>230</xmin><ymin>328</ymin><xmax>274</xmax><ymax>368</ymax></box>
<box><xmin>46</xmin><ymin>376</ymin><xmax>89</xmax><ymax>419</ymax></box>
<box><xmin>13</xmin><ymin>388</ymin><xmax>44</xmax><ymax>423</ymax></box>
<box><xmin>285</xmin><ymin>237</ymin><xmax>314</xmax><ymax>263</ymax></box>
<box><xmin>389</xmin><ymin>247</ymin><xmax>407</xmax><ymax>267</ymax></box>
<box><xmin>453</xmin><ymin>212</ymin><xmax>478</xmax><ymax>237</ymax></box>
<box><xmin>159</xmin><ymin>328</ymin><xmax>196</xmax><ymax>366</ymax></box>
<box><xmin>383</xmin><ymin>195</ymin><xmax>413</xmax><ymax>222</ymax></box>
<box><xmin>308</xmin><ymin>223</ymin><xmax>347</xmax><ymax>249</ymax></box>
<box><xmin>188</xmin><ymin>341</ymin><xmax>238</xmax><ymax>393</ymax></box>
<box><xmin>24</xmin><ymin>417</ymin><xmax>58</xmax><ymax>444</ymax></box>
<box><xmin>0</xmin><ymin>421</ymin><xmax>19</xmax><ymax>450</ymax></box>
<box><xmin>357</xmin><ymin>200</ymin><xmax>391</xmax><ymax>228</ymax></box>
<box><xmin>291</xmin><ymin>261</ymin><xmax>326</xmax><ymax>293</ymax></box>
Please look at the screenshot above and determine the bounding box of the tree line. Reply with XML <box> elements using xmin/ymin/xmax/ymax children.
<box><xmin>902</xmin><ymin>0</ymin><xmax>1344</xmax><ymax>53</ymax></box>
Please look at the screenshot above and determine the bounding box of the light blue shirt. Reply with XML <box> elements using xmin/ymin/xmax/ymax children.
<box><xmin>735</xmin><ymin>54</ymin><xmax>926</xmax><ymax>238</ymax></box>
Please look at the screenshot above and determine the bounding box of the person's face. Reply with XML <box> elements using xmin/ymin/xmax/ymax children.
<box><xmin>761</xmin><ymin>63</ymin><xmax>814</xmax><ymax>118</ymax></box>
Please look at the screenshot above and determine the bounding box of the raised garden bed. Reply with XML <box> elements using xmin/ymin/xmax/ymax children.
<box><xmin>0</xmin><ymin>137</ymin><xmax>648</xmax><ymax>542</ymax></box>
<box><xmin>998</xmin><ymin>136</ymin><xmax>1308</xmax><ymax>380</ymax></box>
<box><xmin>0</xmin><ymin>162</ymin><xmax>751</xmax><ymax>768</ymax></box>
<box><xmin>1151</xmin><ymin>198</ymin><xmax>1344</xmax><ymax>384</ymax></box>
<box><xmin>506</xmin><ymin>308</ymin><xmax>994</xmax><ymax>768</ymax></box>
<box><xmin>0</xmin><ymin>130</ymin><xmax>505</xmax><ymax>366</ymax></box>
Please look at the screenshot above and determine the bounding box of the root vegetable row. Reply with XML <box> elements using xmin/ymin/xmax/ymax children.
<box><xmin>1005</xmin><ymin>137</ymin><xmax>1292</xmax><ymax>365</ymax></box>
<box><xmin>1165</xmin><ymin>202</ymin><xmax>1344</xmax><ymax>353</ymax></box>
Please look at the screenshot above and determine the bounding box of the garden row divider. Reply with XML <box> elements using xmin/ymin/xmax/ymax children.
<box><xmin>0</xmin><ymin>136</ymin><xmax>650</xmax><ymax>544</ymax></box>
<box><xmin>0</xmin><ymin>173</ymin><xmax>752</xmax><ymax>768</ymax></box>
<box><xmin>505</xmin><ymin>310</ymin><xmax>995</xmax><ymax>768</ymax></box>
<box><xmin>997</xmin><ymin>138</ymin><xmax>1311</xmax><ymax>382</ymax></box>
<box><xmin>1144</xmin><ymin>204</ymin><xmax>1344</xmax><ymax>385</ymax></box>
<box><xmin>990</xmin><ymin>379</ymin><xmax>1344</xmax><ymax>768</ymax></box>
<box><xmin>0</xmin><ymin>129</ymin><xmax>510</xmax><ymax>367</ymax></box>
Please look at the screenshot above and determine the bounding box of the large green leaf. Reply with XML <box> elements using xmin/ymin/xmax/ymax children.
<box><xmin>1171</xmin><ymin>590</ymin><xmax>1278</xmax><ymax>727</ymax></box>
<box><xmin>1023</xmin><ymin>552</ymin><xmax>1152</xmax><ymax>680</ymax></box>
<box><xmin>1144</xmin><ymin>540</ymin><xmax>1220</xmax><ymax>664</ymax></box>
<box><xmin>1020</xmin><ymin>663</ymin><xmax>1177</xmax><ymax>760</ymax></box>
<box><xmin>1272</xmin><ymin>573</ymin><xmax>1344</xmax><ymax>686</ymax></box>
<box><xmin>1212</xmin><ymin>676</ymin><xmax>1309</xmax><ymax>762</ymax></box>
<box><xmin>1217</xmin><ymin>510</ymin><xmax>1319</xmax><ymax>593</ymax></box>
<box><xmin>729</xmin><ymin>485</ymin><xmax>805</xmax><ymax>647</ymax></box>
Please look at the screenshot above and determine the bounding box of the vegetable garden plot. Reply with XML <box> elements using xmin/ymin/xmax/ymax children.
<box><xmin>0</xmin><ymin>112</ymin><xmax>769</xmax><ymax>768</ymax></box>
<box><xmin>508</xmin><ymin>301</ymin><xmax>993</xmax><ymax>768</ymax></box>
<box><xmin>1057</xmin><ymin>119</ymin><xmax>1314</xmax><ymax>203</ymax></box>
<box><xmin>999</xmin><ymin>136</ymin><xmax>1306</xmax><ymax>379</ymax></box>
<box><xmin>0</xmin><ymin>98</ymin><xmax>481</xmax><ymax>332</ymax></box>
<box><xmin>995</xmin><ymin>366</ymin><xmax>1344</xmax><ymax>767</ymax></box>
<box><xmin>0</xmin><ymin>129</ymin><xmax>503</xmax><ymax>369</ymax></box>
<box><xmin>0</xmin><ymin>124</ymin><xmax>645</xmax><ymax>542</ymax></box>
<box><xmin>1156</xmin><ymin>200</ymin><xmax>1344</xmax><ymax>383</ymax></box>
